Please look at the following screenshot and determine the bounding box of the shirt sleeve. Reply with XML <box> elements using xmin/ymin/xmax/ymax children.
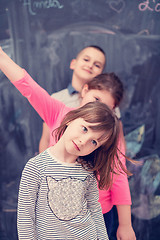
<box><xmin>86</xmin><ymin>174</ymin><xmax>109</xmax><ymax>240</ymax></box>
<box><xmin>12</xmin><ymin>69</ymin><xmax>68</xmax><ymax>129</ymax></box>
<box><xmin>17</xmin><ymin>157</ymin><xmax>40</xmax><ymax>239</ymax></box>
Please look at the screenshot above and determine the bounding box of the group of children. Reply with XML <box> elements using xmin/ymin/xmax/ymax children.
<box><xmin>0</xmin><ymin>46</ymin><xmax>136</xmax><ymax>239</ymax></box>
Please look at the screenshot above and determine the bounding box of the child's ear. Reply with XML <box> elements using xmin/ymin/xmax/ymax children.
<box><xmin>81</xmin><ymin>84</ymin><xmax>89</xmax><ymax>98</ymax></box>
<box><xmin>70</xmin><ymin>59</ymin><xmax>76</xmax><ymax>70</ymax></box>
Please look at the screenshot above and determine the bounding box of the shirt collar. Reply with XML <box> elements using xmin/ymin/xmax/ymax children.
<box><xmin>67</xmin><ymin>83</ymin><xmax>78</xmax><ymax>95</ymax></box>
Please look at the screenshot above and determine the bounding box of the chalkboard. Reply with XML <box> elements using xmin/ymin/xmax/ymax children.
<box><xmin>0</xmin><ymin>0</ymin><xmax>160</xmax><ymax>239</ymax></box>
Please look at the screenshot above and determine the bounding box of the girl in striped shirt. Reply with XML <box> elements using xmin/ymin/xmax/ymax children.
<box><xmin>17</xmin><ymin>101</ymin><xmax>123</xmax><ymax>240</ymax></box>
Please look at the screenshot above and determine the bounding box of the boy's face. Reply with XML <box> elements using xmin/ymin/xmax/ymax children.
<box><xmin>70</xmin><ymin>47</ymin><xmax>105</xmax><ymax>84</ymax></box>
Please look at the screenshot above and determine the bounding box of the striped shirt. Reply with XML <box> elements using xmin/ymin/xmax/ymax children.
<box><xmin>17</xmin><ymin>148</ymin><xmax>108</xmax><ymax>240</ymax></box>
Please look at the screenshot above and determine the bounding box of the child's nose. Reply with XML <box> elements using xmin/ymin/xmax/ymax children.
<box><xmin>87</xmin><ymin>61</ymin><xmax>93</xmax><ymax>68</ymax></box>
<box><xmin>79</xmin><ymin>136</ymin><xmax>88</xmax><ymax>144</ymax></box>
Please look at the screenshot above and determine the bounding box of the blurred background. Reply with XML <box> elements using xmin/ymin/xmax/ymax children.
<box><xmin>0</xmin><ymin>0</ymin><xmax>160</xmax><ymax>239</ymax></box>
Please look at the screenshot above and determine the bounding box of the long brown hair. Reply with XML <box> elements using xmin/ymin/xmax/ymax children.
<box><xmin>55</xmin><ymin>101</ymin><xmax>131</xmax><ymax>190</ymax></box>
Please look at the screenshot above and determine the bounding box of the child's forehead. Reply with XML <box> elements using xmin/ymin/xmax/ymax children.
<box><xmin>78</xmin><ymin>47</ymin><xmax>99</xmax><ymax>56</ymax></box>
<box><xmin>73</xmin><ymin>117</ymin><xmax>108</xmax><ymax>127</ymax></box>
<box><xmin>77</xmin><ymin>47</ymin><xmax>106</xmax><ymax>67</ymax></box>
<box><xmin>77</xmin><ymin>47</ymin><xmax>104</xmax><ymax>57</ymax></box>
<box><xmin>73</xmin><ymin>118</ymin><xmax>100</xmax><ymax>128</ymax></box>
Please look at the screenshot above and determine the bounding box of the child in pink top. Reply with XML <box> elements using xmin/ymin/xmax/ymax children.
<box><xmin>13</xmin><ymin>71</ymin><xmax>134</xmax><ymax>240</ymax></box>
<box><xmin>0</xmin><ymin>47</ymin><xmax>136</xmax><ymax>240</ymax></box>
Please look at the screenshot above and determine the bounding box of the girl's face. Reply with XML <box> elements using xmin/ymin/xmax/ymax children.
<box><xmin>62</xmin><ymin>118</ymin><xmax>106</xmax><ymax>159</ymax></box>
<box><xmin>80</xmin><ymin>85</ymin><xmax>115</xmax><ymax>110</ymax></box>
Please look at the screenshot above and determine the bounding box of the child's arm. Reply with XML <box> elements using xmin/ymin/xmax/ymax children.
<box><xmin>0</xmin><ymin>47</ymin><xmax>70</xmax><ymax>130</ymax></box>
<box><xmin>0</xmin><ymin>47</ymin><xmax>25</xmax><ymax>82</ymax></box>
<box><xmin>116</xmin><ymin>205</ymin><xmax>136</xmax><ymax>240</ymax></box>
<box><xmin>39</xmin><ymin>122</ymin><xmax>50</xmax><ymax>153</ymax></box>
<box><xmin>111</xmin><ymin>121</ymin><xmax>136</xmax><ymax>240</ymax></box>
<box><xmin>17</xmin><ymin>157</ymin><xmax>40</xmax><ymax>239</ymax></box>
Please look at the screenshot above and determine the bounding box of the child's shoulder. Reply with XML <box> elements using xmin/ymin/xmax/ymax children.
<box><xmin>51</xmin><ymin>88</ymin><xmax>80</xmax><ymax>108</ymax></box>
<box><xmin>25</xmin><ymin>149</ymin><xmax>50</xmax><ymax>172</ymax></box>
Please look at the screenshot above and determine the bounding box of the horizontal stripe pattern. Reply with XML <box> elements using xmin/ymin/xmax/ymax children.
<box><xmin>17</xmin><ymin>149</ymin><xmax>108</xmax><ymax>239</ymax></box>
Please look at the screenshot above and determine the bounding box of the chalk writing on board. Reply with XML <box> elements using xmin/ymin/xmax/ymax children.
<box><xmin>109</xmin><ymin>0</ymin><xmax>125</xmax><ymax>13</ymax></box>
<box><xmin>137</xmin><ymin>29</ymin><xmax>150</xmax><ymax>35</ymax></box>
<box><xmin>19</xmin><ymin>0</ymin><xmax>64</xmax><ymax>15</ymax></box>
<box><xmin>138</xmin><ymin>0</ymin><xmax>160</xmax><ymax>12</ymax></box>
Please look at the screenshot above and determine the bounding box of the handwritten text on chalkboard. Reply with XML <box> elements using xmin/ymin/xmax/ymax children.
<box><xmin>139</xmin><ymin>0</ymin><xmax>160</xmax><ymax>12</ymax></box>
<box><xmin>20</xmin><ymin>0</ymin><xmax>64</xmax><ymax>15</ymax></box>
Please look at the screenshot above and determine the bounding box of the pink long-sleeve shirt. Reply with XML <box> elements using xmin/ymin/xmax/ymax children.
<box><xmin>13</xmin><ymin>70</ymin><xmax>131</xmax><ymax>213</ymax></box>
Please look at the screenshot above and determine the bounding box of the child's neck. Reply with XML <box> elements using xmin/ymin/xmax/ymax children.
<box><xmin>49</xmin><ymin>141</ymin><xmax>77</xmax><ymax>164</ymax></box>
<box><xmin>71</xmin><ymin>75</ymin><xmax>85</xmax><ymax>93</ymax></box>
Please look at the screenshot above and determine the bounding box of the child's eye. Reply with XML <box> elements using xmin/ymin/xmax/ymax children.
<box><xmin>82</xmin><ymin>126</ymin><xmax>88</xmax><ymax>132</ymax></box>
<box><xmin>91</xmin><ymin>140</ymin><xmax>97</xmax><ymax>146</ymax></box>
<box><xmin>94</xmin><ymin>97</ymin><xmax>99</xmax><ymax>101</ymax></box>
<box><xmin>95</xmin><ymin>64</ymin><xmax>101</xmax><ymax>68</ymax></box>
<box><xmin>84</xmin><ymin>58</ymin><xmax>89</xmax><ymax>62</ymax></box>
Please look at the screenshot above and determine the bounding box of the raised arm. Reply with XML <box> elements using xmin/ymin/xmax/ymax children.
<box><xmin>0</xmin><ymin>47</ymin><xmax>71</xmax><ymax>132</ymax></box>
<box><xmin>0</xmin><ymin>47</ymin><xmax>25</xmax><ymax>82</ymax></box>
